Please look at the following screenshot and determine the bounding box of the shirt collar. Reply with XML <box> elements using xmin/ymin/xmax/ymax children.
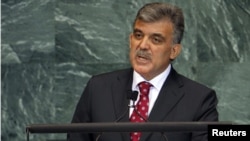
<box><xmin>132</xmin><ymin>64</ymin><xmax>172</xmax><ymax>91</ymax></box>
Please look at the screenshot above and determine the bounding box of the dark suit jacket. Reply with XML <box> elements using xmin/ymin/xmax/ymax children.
<box><xmin>67</xmin><ymin>67</ymin><xmax>218</xmax><ymax>141</ymax></box>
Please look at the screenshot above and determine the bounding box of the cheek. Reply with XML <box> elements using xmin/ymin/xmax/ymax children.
<box><xmin>130</xmin><ymin>39</ymin><xmax>137</xmax><ymax>48</ymax></box>
<box><xmin>153</xmin><ymin>48</ymin><xmax>171</xmax><ymax>62</ymax></box>
<box><xmin>129</xmin><ymin>46</ymin><xmax>136</xmax><ymax>55</ymax></box>
<box><xmin>129</xmin><ymin>42</ymin><xmax>138</xmax><ymax>55</ymax></box>
<box><xmin>129</xmin><ymin>48</ymin><xmax>136</xmax><ymax>61</ymax></box>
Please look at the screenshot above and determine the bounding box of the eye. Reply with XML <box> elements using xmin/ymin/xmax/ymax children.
<box><xmin>133</xmin><ymin>32</ymin><xmax>143</xmax><ymax>40</ymax></box>
<box><xmin>151</xmin><ymin>36</ymin><xmax>163</xmax><ymax>44</ymax></box>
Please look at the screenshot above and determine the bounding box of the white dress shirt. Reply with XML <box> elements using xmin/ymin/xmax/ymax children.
<box><xmin>129</xmin><ymin>64</ymin><xmax>171</xmax><ymax>117</ymax></box>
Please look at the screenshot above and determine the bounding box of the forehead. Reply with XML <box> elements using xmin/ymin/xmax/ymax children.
<box><xmin>133</xmin><ymin>19</ymin><xmax>174</xmax><ymax>36</ymax></box>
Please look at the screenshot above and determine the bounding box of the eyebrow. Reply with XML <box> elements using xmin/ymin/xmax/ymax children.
<box><xmin>133</xmin><ymin>28</ymin><xmax>142</xmax><ymax>33</ymax></box>
<box><xmin>133</xmin><ymin>28</ymin><xmax>166</xmax><ymax>40</ymax></box>
<box><xmin>152</xmin><ymin>33</ymin><xmax>164</xmax><ymax>38</ymax></box>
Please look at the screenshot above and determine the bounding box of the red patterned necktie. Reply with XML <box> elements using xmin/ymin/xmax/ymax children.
<box><xmin>130</xmin><ymin>81</ymin><xmax>152</xmax><ymax>141</ymax></box>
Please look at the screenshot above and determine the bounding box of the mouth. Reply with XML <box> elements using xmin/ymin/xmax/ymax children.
<box><xmin>138</xmin><ymin>55</ymin><xmax>149</xmax><ymax>60</ymax></box>
<box><xmin>135</xmin><ymin>50</ymin><xmax>151</xmax><ymax>63</ymax></box>
<box><xmin>136</xmin><ymin>54</ymin><xmax>151</xmax><ymax>63</ymax></box>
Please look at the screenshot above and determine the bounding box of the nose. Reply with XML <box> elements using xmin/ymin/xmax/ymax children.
<box><xmin>138</xmin><ymin>37</ymin><xmax>149</xmax><ymax>49</ymax></box>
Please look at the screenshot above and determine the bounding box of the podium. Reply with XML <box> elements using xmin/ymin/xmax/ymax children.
<box><xmin>26</xmin><ymin>121</ymin><xmax>232</xmax><ymax>141</ymax></box>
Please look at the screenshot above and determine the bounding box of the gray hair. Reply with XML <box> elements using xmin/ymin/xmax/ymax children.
<box><xmin>134</xmin><ymin>2</ymin><xmax>184</xmax><ymax>44</ymax></box>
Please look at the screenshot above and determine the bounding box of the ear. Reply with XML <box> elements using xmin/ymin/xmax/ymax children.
<box><xmin>170</xmin><ymin>44</ymin><xmax>182</xmax><ymax>60</ymax></box>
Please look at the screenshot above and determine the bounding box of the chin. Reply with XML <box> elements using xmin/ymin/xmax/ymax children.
<box><xmin>134</xmin><ymin>66</ymin><xmax>151</xmax><ymax>74</ymax></box>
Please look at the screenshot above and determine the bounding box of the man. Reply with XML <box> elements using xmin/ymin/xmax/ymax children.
<box><xmin>67</xmin><ymin>2</ymin><xmax>218</xmax><ymax>141</ymax></box>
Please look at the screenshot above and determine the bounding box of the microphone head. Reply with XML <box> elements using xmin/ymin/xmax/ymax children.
<box><xmin>127</xmin><ymin>90</ymin><xmax>138</xmax><ymax>101</ymax></box>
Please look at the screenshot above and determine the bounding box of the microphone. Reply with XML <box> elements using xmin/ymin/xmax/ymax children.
<box><xmin>129</xmin><ymin>91</ymin><xmax>148</xmax><ymax>122</ymax></box>
<box><xmin>115</xmin><ymin>90</ymin><xmax>139</xmax><ymax>122</ymax></box>
<box><xmin>95</xmin><ymin>90</ymin><xmax>139</xmax><ymax>141</ymax></box>
<box><xmin>128</xmin><ymin>91</ymin><xmax>168</xmax><ymax>141</ymax></box>
<box><xmin>127</xmin><ymin>90</ymin><xmax>139</xmax><ymax>101</ymax></box>
<box><xmin>96</xmin><ymin>90</ymin><xmax>168</xmax><ymax>141</ymax></box>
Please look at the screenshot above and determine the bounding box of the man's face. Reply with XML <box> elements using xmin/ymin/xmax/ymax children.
<box><xmin>129</xmin><ymin>19</ymin><xmax>181</xmax><ymax>80</ymax></box>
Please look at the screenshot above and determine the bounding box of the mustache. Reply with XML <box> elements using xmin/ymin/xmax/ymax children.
<box><xmin>136</xmin><ymin>49</ymin><xmax>151</xmax><ymax>59</ymax></box>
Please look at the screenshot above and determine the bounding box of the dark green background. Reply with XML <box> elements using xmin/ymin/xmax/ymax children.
<box><xmin>1</xmin><ymin>0</ymin><xmax>250</xmax><ymax>141</ymax></box>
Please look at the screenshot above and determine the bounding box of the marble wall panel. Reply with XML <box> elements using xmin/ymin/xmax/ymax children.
<box><xmin>1</xmin><ymin>0</ymin><xmax>250</xmax><ymax>140</ymax></box>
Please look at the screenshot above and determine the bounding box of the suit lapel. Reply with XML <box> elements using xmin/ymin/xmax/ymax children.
<box><xmin>111</xmin><ymin>69</ymin><xmax>133</xmax><ymax>141</ymax></box>
<box><xmin>141</xmin><ymin>68</ymin><xmax>185</xmax><ymax>140</ymax></box>
<box><xmin>109</xmin><ymin>68</ymin><xmax>185</xmax><ymax>141</ymax></box>
<box><xmin>111</xmin><ymin>69</ymin><xmax>133</xmax><ymax>122</ymax></box>
<box><xmin>149</xmin><ymin>69</ymin><xmax>184</xmax><ymax>121</ymax></box>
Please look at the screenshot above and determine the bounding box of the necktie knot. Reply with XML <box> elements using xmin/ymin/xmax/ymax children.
<box><xmin>138</xmin><ymin>81</ymin><xmax>152</xmax><ymax>96</ymax></box>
